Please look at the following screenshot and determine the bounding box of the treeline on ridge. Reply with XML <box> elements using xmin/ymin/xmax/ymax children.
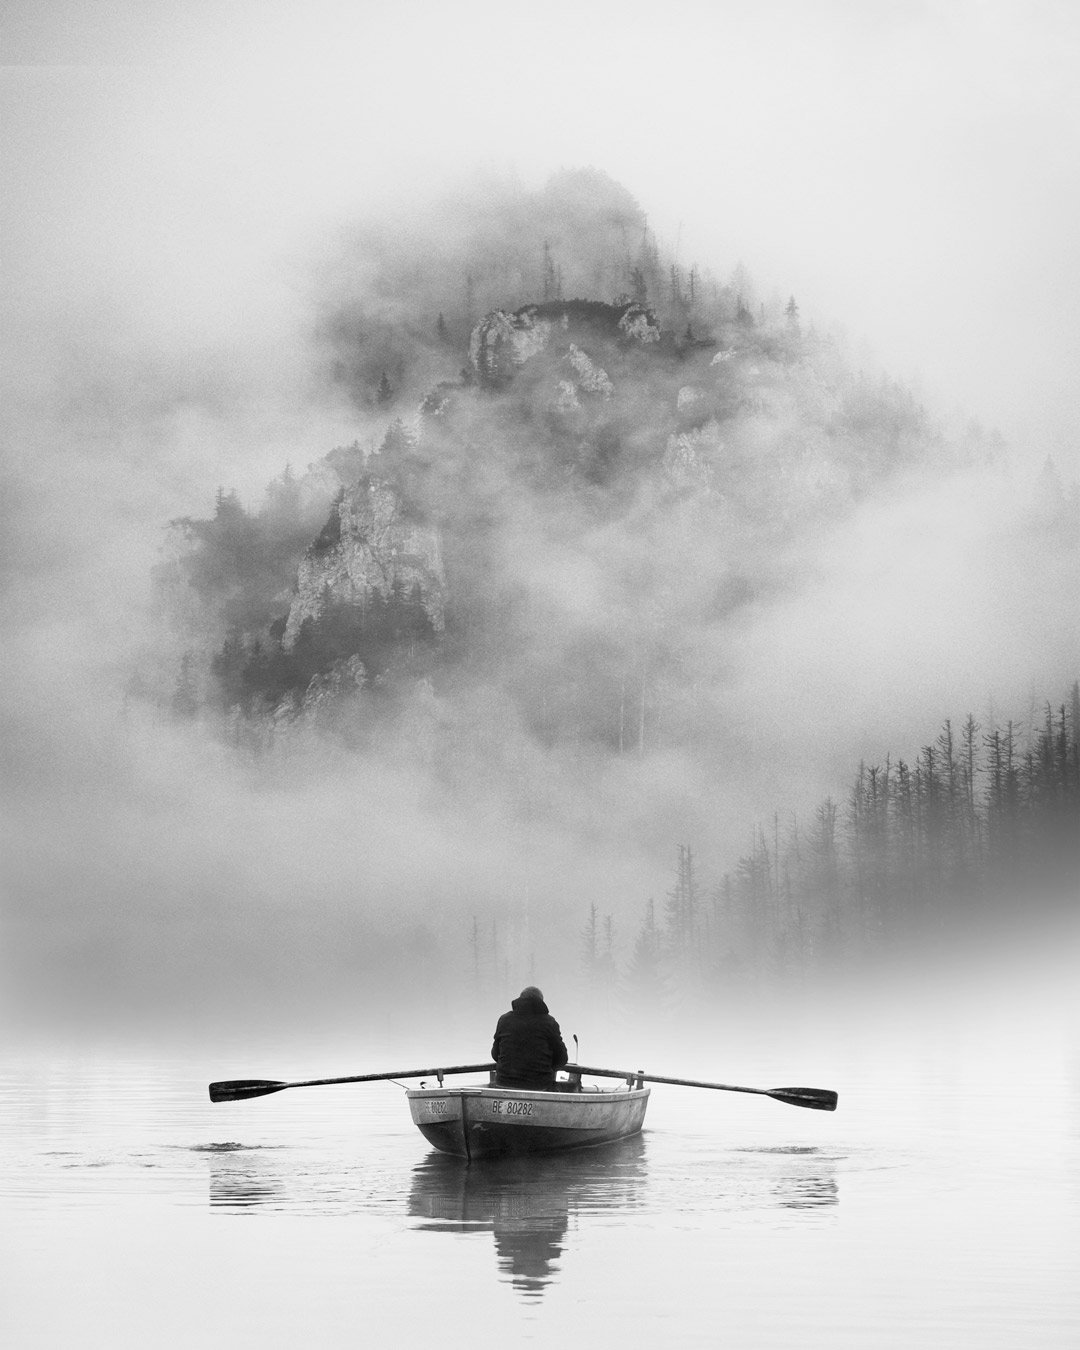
<box><xmin>567</xmin><ymin>686</ymin><xmax>1080</xmax><ymax>1003</ymax></box>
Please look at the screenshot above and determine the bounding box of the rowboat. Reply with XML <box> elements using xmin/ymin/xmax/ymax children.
<box><xmin>407</xmin><ymin>1071</ymin><xmax>650</xmax><ymax>1161</ymax></box>
<box><xmin>208</xmin><ymin>1061</ymin><xmax>836</xmax><ymax>1161</ymax></box>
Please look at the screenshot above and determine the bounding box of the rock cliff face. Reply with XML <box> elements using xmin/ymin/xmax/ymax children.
<box><xmin>285</xmin><ymin>299</ymin><xmax>661</xmax><ymax>655</ymax></box>
<box><xmin>282</xmin><ymin>475</ymin><xmax>445</xmax><ymax>649</ymax></box>
<box><xmin>468</xmin><ymin>308</ymin><xmax>555</xmax><ymax>387</ymax></box>
<box><xmin>280</xmin><ymin>300</ymin><xmax>661</xmax><ymax>661</ymax></box>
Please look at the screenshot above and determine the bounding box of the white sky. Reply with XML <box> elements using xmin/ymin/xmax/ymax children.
<box><xmin>3</xmin><ymin>0</ymin><xmax>1080</xmax><ymax>476</ymax></box>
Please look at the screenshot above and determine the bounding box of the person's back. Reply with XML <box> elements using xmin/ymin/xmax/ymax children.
<box><xmin>490</xmin><ymin>986</ymin><xmax>568</xmax><ymax>1090</ymax></box>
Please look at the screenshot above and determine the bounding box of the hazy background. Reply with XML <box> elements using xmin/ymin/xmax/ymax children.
<box><xmin>2</xmin><ymin>0</ymin><xmax>1078</xmax><ymax>1044</ymax></box>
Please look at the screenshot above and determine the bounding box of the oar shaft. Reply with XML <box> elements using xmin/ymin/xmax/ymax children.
<box><xmin>282</xmin><ymin>1062</ymin><xmax>495</xmax><ymax>1090</ymax></box>
<box><xmin>568</xmin><ymin>1064</ymin><xmax>837</xmax><ymax>1110</ymax></box>
<box><xmin>570</xmin><ymin>1063</ymin><xmax>762</xmax><ymax>1094</ymax></box>
<box><xmin>210</xmin><ymin>1062</ymin><xmax>495</xmax><ymax>1102</ymax></box>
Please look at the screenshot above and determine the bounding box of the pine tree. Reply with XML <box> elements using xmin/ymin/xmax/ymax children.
<box><xmin>731</xmin><ymin>834</ymin><xmax>774</xmax><ymax>972</ymax></box>
<box><xmin>891</xmin><ymin>758</ymin><xmax>916</xmax><ymax>881</ymax></box>
<box><xmin>663</xmin><ymin>844</ymin><xmax>699</xmax><ymax>962</ymax></box>
<box><xmin>213</xmin><ymin>486</ymin><xmax>244</xmax><ymax>523</ymax></box>
<box><xmin>670</xmin><ymin>264</ymin><xmax>683</xmax><ymax>308</ymax></box>
<box><xmin>263</xmin><ymin>463</ymin><xmax>301</xmax><ymax>527</ymax></box>
<box><xmin>984</xmin><ymin>720</ymin><xmax>1021</xmax><ymax>878</ymax></box>
<box><xmin>581</xmin><ymin>902</ymin><xmax>598</xmax><ymax>978</ymax></box>
<box><xmin>935</xmin><ymin>719</ymin><xmax>961</xmax><ymax>891</ymax></box>
<box><xmin>542</xmin><ymin>241</ymin><xmax>558</xmax><ymax>302</ymax></box>
<box><xmin>171</xmin><ymin>653</ymin><xmax>199</xmax><ymax>720</ymax></box>
<box><xmin>628</xmin><ymin>899</ymin><xmax>664</xmax><ymax>1006</ymax></box>
<box><xmin>470</xmin><ymin>916</ymin><xmax>482</xmax><ymax>989</ymax></box>
<box><xmin>596</xmin><ymin>914</ymin><xmax>619</xmax><ymax>1010</ymax></box>
<box><xmin>807</xmin><ymin>797</ymin><xmax>842</xmax><ymax>956</ymax></box>
<box><xmin>915</xmin><ymin>745</ymin><xmax>942</xmax><ymax>895</ymax></box>
<box><xmin>959</xmin><ymin>713</ymin><xmax>981</xmax><ymax>872</ymax></box>
<box><xmin>464</xmin><ymin>272</ymin><xmax>476</xmax><ymax>327</ymax></box>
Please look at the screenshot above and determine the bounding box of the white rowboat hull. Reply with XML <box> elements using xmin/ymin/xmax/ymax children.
<box><xmin>406</xmin><ymin>1085</ymin><xmax>650</xmax><ymax>1160</ymax></box>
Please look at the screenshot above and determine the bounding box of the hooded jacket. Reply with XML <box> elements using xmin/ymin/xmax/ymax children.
<box><xmin>490</xmin><ymin>993</ymin><xmax>569</xmax><ymax>1089</ymax></box>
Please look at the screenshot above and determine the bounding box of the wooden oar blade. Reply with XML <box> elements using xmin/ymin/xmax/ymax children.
<box><xmin>768</xmin><ymin>1086</ymin><xmax>839</xmax><ymax>1112</ymax></box>
<box><xmin>209</xmin><ymin>1079</ymin><xmax>289</xmax><ymax>1103</ymax></box>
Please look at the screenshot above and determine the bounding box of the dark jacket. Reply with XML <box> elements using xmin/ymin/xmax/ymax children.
<box><xmin>490</xmin><ymin>994</ymin><xmax>569</xmax><ymax>1089</ymax></box>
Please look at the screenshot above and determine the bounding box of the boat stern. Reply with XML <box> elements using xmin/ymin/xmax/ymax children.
<box><xmin>409</xmin><ymin>1089</ymin><xmax>470</xmax><ymax>1158</ymax></box>
<box><xmin>407</xmin><ymin>1084</ymin><xmax>650</xmax><ymax>1161</ymax></box>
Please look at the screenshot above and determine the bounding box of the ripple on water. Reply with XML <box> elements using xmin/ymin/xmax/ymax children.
<box><xmin>184</xmin><ymin>1142</ymin><xmax>282</xmax><ymax>1152</ymax></box>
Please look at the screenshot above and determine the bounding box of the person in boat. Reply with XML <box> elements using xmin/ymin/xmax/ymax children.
<box><xmin>491</xmin><ymin>986</ymin><xmax>569</xmax><ymax>1090</ymax></box>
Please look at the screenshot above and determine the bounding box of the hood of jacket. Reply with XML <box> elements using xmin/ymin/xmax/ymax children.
<box><xmin>510</xmin><ymin>994</ymin><xmax>549</xmax><ymax>1016</ymax></box>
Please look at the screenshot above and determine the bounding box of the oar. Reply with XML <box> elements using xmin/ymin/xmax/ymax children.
<box><xmin>569</xmin><ymin>1063</ymin><xmax>838</xmax><ymax>1112</ymax></box>
<box><xmin>209</xmin><ymin>1062</ymin><xmax>495</xmax><ymax>1104</ymax></box>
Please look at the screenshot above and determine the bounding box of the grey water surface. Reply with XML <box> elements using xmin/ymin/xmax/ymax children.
<box><xmin>2</xmin><ymin>999</ymin><xmax>1078</xmax><ymax>1349</ymax></box>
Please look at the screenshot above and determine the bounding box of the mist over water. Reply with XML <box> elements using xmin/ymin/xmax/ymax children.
<box><xmin>2</xmin><ymin>163</ymin><xmax>1077</xmax><ymax>1043</ymax></box>
<box><xmin>2</xmin><ymin>956</ymin><xmax>1078</xmax><ymax>1347</ymax></box>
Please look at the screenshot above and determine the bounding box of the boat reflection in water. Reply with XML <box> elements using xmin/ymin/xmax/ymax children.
<box><xmin>407</xmin><ymin>1136</ymin><xmax>648</xmax><ymax>1300</ymax></box>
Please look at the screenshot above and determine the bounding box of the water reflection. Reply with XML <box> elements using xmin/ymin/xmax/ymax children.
<box><xmin>734</xmin><ymin>1146</ymin><xmax>840</xmax><ymax>1211</ymax></box>
<box><xmin>408</xmin><ymin>1137</ymin><xmax>648</xmax><ymax>1300</ymax></box>
<box><xmin>773</xmin><ymin>1165</ymin><xmax>839</xmax><ymax>1209</ymax></box>
<box><xmin>199</xmin><ymin>1144</ymin><xmax>287</xmax><ymax>1210</ymax></box>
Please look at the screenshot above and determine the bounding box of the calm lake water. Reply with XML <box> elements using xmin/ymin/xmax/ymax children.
<box><xmin>2</xmin><ymin>978</ymin><xmax>1078</xmax><ymax>1348</ymax></box>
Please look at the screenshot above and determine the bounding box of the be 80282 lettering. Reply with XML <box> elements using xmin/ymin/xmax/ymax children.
<box><xmin>490</xmin><ymin>1098</ymin><xmax>535</xmax><ymax>1116</ymax></box>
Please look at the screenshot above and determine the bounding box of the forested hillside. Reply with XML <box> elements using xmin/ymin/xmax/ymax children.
<box><xmin>146</xmin><ymin>172</ymin><xmax>1005</xmax><ymax>754</ymax></box>
<box><xmin>137</xmin><ymin>170</ymin><xmax>1078</xmax><ymax>985</ymax></box>
<box><xmin>571</xmin><ymin>686</ymin><xmax>1080</xmax><ymax>1010</ymax></box>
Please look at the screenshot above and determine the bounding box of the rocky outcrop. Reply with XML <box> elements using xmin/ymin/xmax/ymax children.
<box><xmin>299</xmin><ymin>654</ymin><xmax>367</xmax><ymax>717</ymax></box>
<box><xmin>664</xmin><ymin>421</ymin><xmax>722</xmax><ymax>494</ymax></box>
<box><xmin>282</xmin><ymin>475</ymin><xmax>445</xmax><ymax>649</ymax></box>
<box><xmin>282</xmin><ymin>297</ymin><xmax>660</xmax><ymax>657</ymax></box>
<box><xmin>469</xmin><ymin>309</ymin><xmax>556</xmax><ymax>388</ymax></box>
<box><xmin>566</xmin><ymin>343</ymin><xmax>613</xmax><ymax>397</ymax></box>
<box><xmin>468</xmin><ymin>299</ymin><xmax>659</xmax><ymax>389</ymax></box>
<box><xmin>616</xmin><ymin>302</ymin><xmax>661</xmax><ymax>345</ymax></box>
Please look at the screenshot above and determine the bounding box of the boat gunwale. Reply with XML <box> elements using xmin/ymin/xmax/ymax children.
<box><xmin>406</xmin><ymin>1085</ymin><xmax>650</xmax><ymax>1103</ymax></box>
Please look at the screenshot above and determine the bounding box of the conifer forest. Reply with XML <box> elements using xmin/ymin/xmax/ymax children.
<box><xmin>137</xmin><ymin>170</ymin><xmax>1079</xmax><ymax>999</ymax></box>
